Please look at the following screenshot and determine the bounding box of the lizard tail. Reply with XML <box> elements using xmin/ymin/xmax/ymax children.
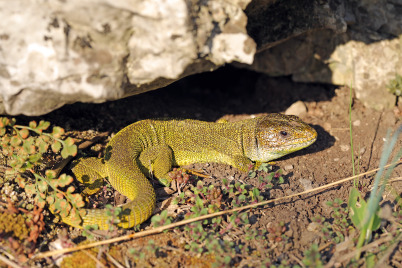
<box><xmin>61</xmin><ymin>125</ymin><xmax>156</xmax><ymax>230</ymax></box>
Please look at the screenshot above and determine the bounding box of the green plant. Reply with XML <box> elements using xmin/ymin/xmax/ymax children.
<box><xmin>349</xmin><ymin>82</ymin><xmax>356</xmax><ymax>186</ymax></box>
<box><xmin>387</xmin><ymin>73</ymin><xmax>402</xmax><ymax>97</ymax></box>
<box><xmin>151</xmin><ymin>210</ymin><xmax>172</xmax><ymax>227</ymax></box>
<box><xmin>302</xmin><ymin>244</ymin><xmax>323</xmax><ymax>268</ymax></box>
<box><xmin>0</xmin><ymin>117</ymin><xmax>83</xmax><ymax>225</ymax></box>
<box><xmin>168</xmin><ymin>164</ymin><xmax>291</xmax><ymax>266</ymax></box>
<box><xmin>351</xmin><ymin>125</ymin><xmax>402</xmax><ymax>259</ymax></box>
<box><xmin>310</xmin><ymin>198</ymin><xmax>355</xmax><ymax>245</ymax></box>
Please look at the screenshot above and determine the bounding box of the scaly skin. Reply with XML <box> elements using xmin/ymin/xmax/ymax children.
<box><xmin>61</xmin><ymin>114</ymin><xmax>317</xmax><ymax>230</ymax></box>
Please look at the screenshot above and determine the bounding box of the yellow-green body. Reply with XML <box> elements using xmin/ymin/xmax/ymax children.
<box><xmin>63</xmin><ymin>114</ymin><xmax>317</xmax><ymax>230</ymax></box>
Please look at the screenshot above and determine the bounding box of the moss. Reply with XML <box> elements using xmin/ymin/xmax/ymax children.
<box><xmin>60</xmin><ymin>242</ymin><xmax>107</xmax><ymax>268</ymax></box>
<box><xmin>0</xmin><ymin>212</ymin><xmax>30</xmax><ymax>240</ymax></box>
<box><xmin>387</xmin><ymin>74</ymin><xmax>402</xmax><ymax>97</ymax></box>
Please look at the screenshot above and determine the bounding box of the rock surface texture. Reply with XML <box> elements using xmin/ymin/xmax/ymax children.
<box><xmin>0</xmin><ymin>0</ymin><xmax>400</xmax><ymax>115</ymax></box>
<box><xmin>0</xmin><ymin>0</ymin><xmax>256</xmax><ymax>115</ymax></box>
<box><xmin>248</xmin><ymin>0</ymin><xmax>401</xmax><ymax>110</ymax></box>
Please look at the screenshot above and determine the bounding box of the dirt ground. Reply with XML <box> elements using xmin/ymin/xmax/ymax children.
<box><xmin>2</xmin><ymin>66</ymin><xmax>402</xmax><ymax>267</ymax></box>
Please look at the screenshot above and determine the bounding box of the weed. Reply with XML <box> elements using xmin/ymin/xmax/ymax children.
<box><xmin>151</xmin><ymin>210</ymin><xmax>172</xmax><ymax>227</ymax></box>
<box><xmin>0</xmin><ymin>117</ymin><xmax>82</xmax><ymax>226</ymax></box>
<box><xmin>0</xmin><ymin>200</ymin><xmax>45</xmax><ymax>261</ymax></box>
<box><xmin>302</xmin><ymin>244</ymin><xmax>323</xmax><ymax>268</ymax></box>
<box><xmin>169</xmin><ymin>164</ymin><xmax>290</xmax><ymax>266</ymax></box>
<box><xmin>352</xmin><ymin>125</ymin><xmax>401</xmax><ymax>258</ymax></box>
<box><xmin>387</xmin><ymin>73</ymin><xmax>402</xmax><ymax>97</ymax></box>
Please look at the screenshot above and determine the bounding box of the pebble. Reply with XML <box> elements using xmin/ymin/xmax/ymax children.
<box><xmin>353</xmin><ymin>120</ymin><xmax>361</xmax><ymax>126</ymax></box>
<box><xmin>285</xmin><ymin>101</ymin><xmax>307</xmax><ymax>116</ymax></box>
<box><xmin>299</xmin><ymin>178</ymin><xmax>313</xmax><ymax>191</ymax></box>
<box><xmin>340</xmin><ymin>144</ymin><xmax>350</xmax><ymax>152</ymax></box>
<box><xmin>323</xmin><ymin>122</ymin><xmax>331</xmax><ymax>131</ymax></box>
<box><xmin>284</xmin><ymin>164</ymin><xmax>294</xmax><ymax>171</ymax></box>
<box><xmin>359</xmin><ymin>147</ymin><xmax>366</xmax><ymax>154</ymax></box>
<box><xmin>307</xmin><ymin>222</ymin><xmax>321</xmax><ymax>232</ymax></box>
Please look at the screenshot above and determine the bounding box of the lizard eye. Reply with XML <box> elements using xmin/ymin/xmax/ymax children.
<box><xmin>280</xmin><ymin>131</ymin><xmax>288</xmax><ymax>137</ymax></box>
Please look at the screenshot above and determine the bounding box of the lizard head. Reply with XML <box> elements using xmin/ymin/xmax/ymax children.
<box><xmin>247</xmin><ymin>114</ymin><xmax>317</xmax><ymax>162</ymax></box>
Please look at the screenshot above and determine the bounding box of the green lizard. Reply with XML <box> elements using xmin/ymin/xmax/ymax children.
<box><xmin>61</xmin><ymin>113</ymin><xmax>317</xmax><ymax>230</ymax></box>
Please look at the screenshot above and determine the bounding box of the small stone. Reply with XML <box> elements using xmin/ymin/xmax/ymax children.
<box><xmin>340</xmin><ymin>144</ymin><xmax>350</xmax><ymax>152</ymax></box>
<box><xmin>359</xmin><ymin>147</ymin><xmax>366</xmax><ymax>154</ymax></box>
<box><xmin>299</xmin><ymin>178</ymin><xmax>313</xmax><ymax>191</ymax></box>
<box><xmin>323</xmin><ymin>122</ymin><xmax>331</xmax><ymax>131</ymax></box>
<box><xmin>284</xmin><ymin>164</ymin><xmax>294</xmax><ymax>171</ymax></box>
<box><xmin>334</xmin><ymin>158</ymin><xmax>340</xmax><ymax>161</ymax></box>
<box><xmin>285</xmin><ymin>101</ymin><xmax>307</xmax><ymax>116</ymax></box>
<box><xmin>352</xmin><ymin>120</ymin><xmax>361</xmax><ymax>126</ymax></box>
<box><xmin>307</xmin><ymin>222</ymin><xmax>321</xmax><ymax>232</ymax></box>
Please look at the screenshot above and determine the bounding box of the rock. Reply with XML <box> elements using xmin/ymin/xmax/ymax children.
<box><xmin>299</xmin><ymin>178</ymin><xmax>313</xmax><ymax>191</ymax></box>
<box><xmin>1</xmin><ymin>0</ymin><xmax>398</xmax><ymax>115</ymax></box>
<box><xmin>329</xmin><ymin>38</ymin><xmax>400</xmax><ymax>110</ymax></box>
<box><xmin>323</xmin><ymin>122</ymin><xmax>332</xmax><ymax>131</ymax></box>
<box><xmin>352</xmin><ymin>120</ymin><xmax>361</xmax><ymax>127</ymax></box>
<box><xmin>284</xmin><ymin>164</ymin><xmax>294</xmax><ymax>171</ymax></box>
<box><xmin>285</xmin><ymin>101</ymin><xmax>307</xmax><ymax>116</ymax></box>
<box><xmin>0</xmin><ymin>0</ymin><xmax>256</xmax><ymax>115</ymax></box>
<box><xmin>340</xmin><ymin>144</ymin><xmax>350</xmax><ymax>152</ymax></box>
<box><xmin>247</xmin><ymin>0</ymin><xmax>401</xmax><ymax>111</ymax></box>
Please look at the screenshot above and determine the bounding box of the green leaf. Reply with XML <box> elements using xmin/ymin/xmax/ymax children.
<box><xmin>46</xmin><ymin>195</ymin><xmax>55</xmax><ymax>204</ymax></box>
<box><xmin>61</xmin><ymin>142</ymin><xmax>77</xmax><ymax>158</ymax></box>
<box><xmin>348</xmin><ymin>188</ymin><xmax>366</xmax><ymax>230</ymax></box>
<box><xmin>19</xmin><ymin>128</ymin><xmax>29</xmax><ymax>139</ymax></box>
<box><xmin>36</xmin><ymin>197</ymin><xmax>46</xmax><ymax>208</ymax></box>
<box><xmin>37</xmin><ymin>180</ymin><xmax>48</xmax><ymax>193</ymax></box>
<box><xmin>29</xmin><ymin>121</ymin><xmax>37</xmax><ymax>129</ymax></box>
<box><xmin>45</xmin><ymin>169</ymin><xmax>57</xmax><ymax>179</ymax></box>
<box><xmin>68</xmin><ymin>208</ymin><xmax>83</xmax><ymax>226</ymax></box>
<box><xmin>16</xmin><ymin>176</ymin><xmax>25</xmax><ymax>188</ymax></box>
<box><xmin>37</xmin><ymin>120</ymin><xmax>50</xmax><ymax>131</ymax></box>
<box><xmin>70</xmin><ymin>193</ymin><xmax>85</xmax><ymax>207</ymax></box>
<box><xmin>25</xmin><ymin>184</ymin><xmax>36</xmax><ymax>195</ymax></box>
<box><xmin>29</xmin><ymin>153</ymin><xmax>42</xmax><ymax>163</ymax></box>
<box><xmin>66</xmin><ymin>186</ymin><xmax>75</xmax><ymax>193</ymax></box>
<box><xmin>366</xmin><ymin>253</ymin><xmax>376</xmax><ymax>268</ymax></box>
<box><xmin>64</xmin><ymin>137</ymin><xmax>75</xmax><ymax>146</ymax></box>
<box><xmin>51</xmin><ymin>141</ymin><xmax>62</xmax><ymax>153</ymax></box>
<box><xmin>10</xmin><ymin>136</ymin><xmax>21</xmax><ymax>147</ymax></box>
<box><xmin>58</xmin><ymin>174</ymin><xmax>74</xmax><ymax>187</ymax></box>
<box><xmin>56</xmin><ymin>199</ymin><xmax>71</xmax><ymax>217</ymax></box>
<box><xmin>52</xmin><ymin>126</ymin><xmax>65</xmax><ymax>139</ymax></box>
<box><xmin>23</xmin><ymin>139</ymin><xmax>35</xmax><ymax>154</ymax></box>
<box><xmin>348</xmin><ymin>188</ymin><xmax>381</xmax><ymax>232</ymax></box>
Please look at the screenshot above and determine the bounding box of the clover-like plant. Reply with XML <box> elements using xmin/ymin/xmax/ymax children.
<box><xmin>0</xmin><ymin>117</ymin><xmax>84</xmax><ymax>226</ymax></box>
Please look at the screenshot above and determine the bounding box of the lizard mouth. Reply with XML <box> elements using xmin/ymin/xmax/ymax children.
<box><xmin>280</xmin><ymin>136</ymin><xmax>317</xmax><ymax>152</ymax></box>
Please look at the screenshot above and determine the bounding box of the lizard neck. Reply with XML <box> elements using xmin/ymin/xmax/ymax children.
<box><xmin>241</xmin><ymin>118</ymin><xmax>259</xmax><ymax>161</ymax></box>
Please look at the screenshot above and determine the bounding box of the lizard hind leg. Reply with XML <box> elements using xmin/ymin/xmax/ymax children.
<box><xmin>138</xmin><ymin>144</ymin><xmax>174</xmax><ymax>186</ymax></box>
<box><xmin>71</xmin><ymin>157</ymin><xmax>107</xmax><ymax>195</ymax></box>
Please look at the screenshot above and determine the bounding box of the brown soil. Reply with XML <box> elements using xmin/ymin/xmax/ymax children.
<box><xmin>3</xmin><ymin>66</ymin><xmax>402</xmax><ymax>267</ymax></box>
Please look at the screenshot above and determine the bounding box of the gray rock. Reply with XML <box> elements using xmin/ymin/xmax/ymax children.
<box><xmin>0</xmin><ymin>0</ymin><xmax>255</xmax><ymax>115</ymax></box>
<box><xmin>248</xmin><ymin>0</ymin><xmax>401</xmax><ymax>111</ymax></box>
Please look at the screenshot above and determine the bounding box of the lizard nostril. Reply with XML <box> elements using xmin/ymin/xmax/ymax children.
<box><xmin>280</xmin><ymin>131</ymin><xmax>288</xmax><ymax>137</ymax></box>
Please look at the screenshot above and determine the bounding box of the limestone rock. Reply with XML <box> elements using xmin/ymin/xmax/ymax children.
<box><xmin>0</xmin><ymin>0</ymin><xmax>255</xmax><ymax>115</ymax></box>
<box><xmin>248</xmin><ymin>0</ymin><xmax>401</xmax><ymax>110</ymax></box>
<box><xmin>285</xmin><ymin>101</ymin><xmax>307</xmax><ymax>116</ymax></box>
